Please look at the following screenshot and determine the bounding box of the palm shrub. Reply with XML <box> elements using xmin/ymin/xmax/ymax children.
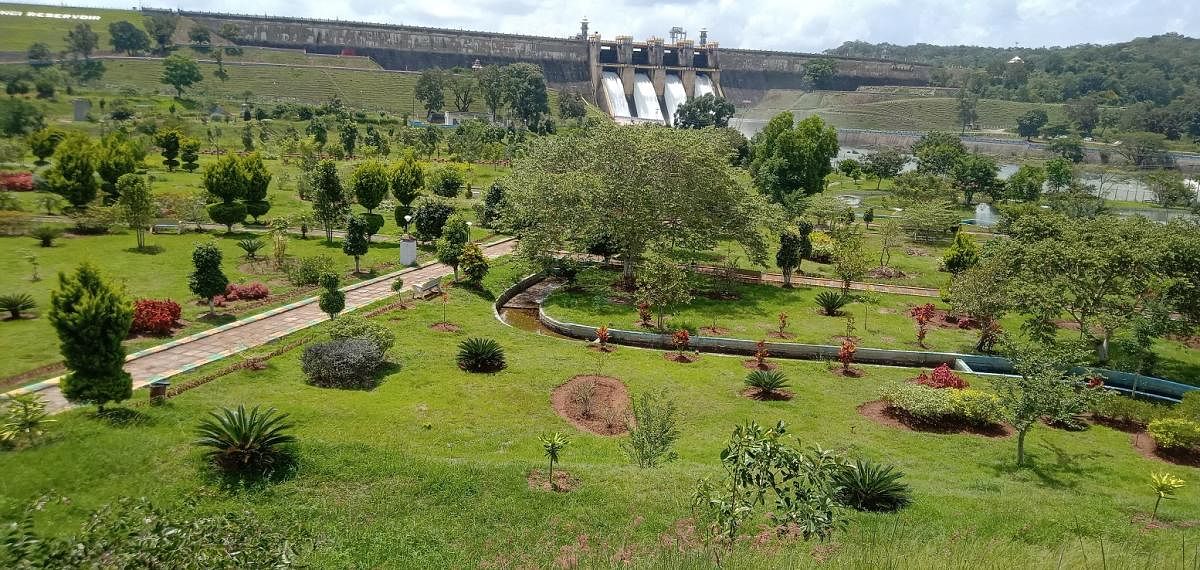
<box><xmin>621</xmin><ymin>390</ymin><xmax>680</xmax><ymax>468</ymax></box>
<box><xmin>457</xmin><ymin>337</ymin><xmax>506</xmax><ymax>372</ymax></box>
<box><xmin>1</xmin><ymin>393</ymin><xmax>53</xmax><ymax>447</ymax></box>
<box><xmin>237</xmin><ymin>237</ymin><xmax>265</xmax><ymax>260</ymax></box>
<box><xmin>815</xmin><ymin>290</ymin><xmax>848</xmax><ymax>316</ymax></box>
<box><xmin>30</xmin><ymin>225</ymin><xmax>63</xmax><ymax>247</ymax></box>
<box><xmin>745</xmin><ymin>369</ymin><xmax>790</xmax><ymax>397</ymax></box>
<box><xmin>0</xmin><ymin>293</ymin><xmax>36</xmax><ymax>320</ymax></box>
<box><xmin>194</xmin><ymin>405</ymin><xmax>296</xmax><ymax>474</ymax></box>
<box><xmin>540</xmin><ymin>431</ymin><xmax>569</xmax><ymax>491</ymax></box>
<box><xmin>834</xmin><ymin>459</ymin><xmax>913</xmax><ymax>512</ymax></box>
<box><xmin>301</xmin><ymin>338</ymin><xmax>384</xmax><ymax>389</ymax></box>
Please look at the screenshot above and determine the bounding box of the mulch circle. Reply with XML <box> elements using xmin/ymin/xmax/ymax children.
<box><xmin>664</xmin><ymin>352</ymin><xmax>700</xmax><ymax>363</ymax></box>
<box><xmin>430</xmin><ymin>322</ymin><xmax>461</xmax><ymax>332</ymax></box>
<box><xmin>742</xmin><ymin>359</ymin><xmax>779</xmax><ymax>371</ymax></box>
<box><xmin>586</xmin><ymin>344</ymin><xmax>617</xmax><ymax>353</ymax></box>
<box><xmin>700</xmin><ymin>326</ymin><xmax>730</xmax><ymax>336</ymax></box>
<box><xmin>528</xmin><ymin>468</ymin><xmax>579</xmax><ymax>493</ymax></box>
<box><xmin>830</xmin><ymin>367</ymin><xmax>866</xmax><ymax>378</ymax></box>
<box><xmin>550</xmin><ymin>375</ymin><xmax>631</xmax><ymax>436</ymax></box>
<box><xmin>868</xmin><ymin>266</ymin><xmax>909</xmax><ymax>279</ymax></box>
<box><xmin>857</xmin><ymin>400</ymin><xmax>1014</xmax><ymax>438</ymax></box>
<box><xmin>1130</xmin><ymin>432</ymin><xmax>1200</xmax><ymax>468</ymax></box>
<box><xmin>740</xmin><ymin>387</ymin><xmax>793</xmax><ymax>401</ymax></box>
<box><xmin>766</xmin><ymin>331</ymin><xmax>793</xmax><ymax>340</ymax></box>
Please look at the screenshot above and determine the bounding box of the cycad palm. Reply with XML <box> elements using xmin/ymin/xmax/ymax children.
<box><xmin>195</xmin><ymin>405</ymin><xmax>296</xmax><ymax>473</ymax></box>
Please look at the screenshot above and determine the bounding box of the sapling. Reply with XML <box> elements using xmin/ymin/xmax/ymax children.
<box><xmin>672</xmin><ymin>329</ymin><xmax>690</xmax><ymax>357</ymax></box>
<box><xmin>778</xmin><ymin>312</ymin><xmax>789</xmax><ymax>337</ymax></box>
<box><xmin>440</xmin><ymin>290</ymin><xmax>450</xmax><ymax>324</ymax></box>
<box><xmin>539</xmin><ymin>432</ymin><xmax>569</xmax><ymax>491</ymax></box>
<box><xmin>1150</xmin><ymin>471</ymin><xmax>1185</xmax><ymax>521</ymax></box>
<box><xmin>754</xmin><ymin>340</ymin><xmax>769</xmax><ymax>369</ymax></box>
<box><xmin>23</xmin><ymin>251</ymin><xmax>39</xmax><ymax>282</ymax></box>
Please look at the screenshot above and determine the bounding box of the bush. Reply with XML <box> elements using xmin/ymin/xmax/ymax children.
<box><xmin>745</xmin><ymin>369</ymin><xmax>790</xmax><ymax>397</ymax></box>
<box><xmin>882</xmin><ymin>382</ymin><xmax>954</xmax><ymax>423</ymax></box>
<box><xmin>287</xmin><ymin>255</ymin><xmax>336</xmax><ymax>286</ymax></box>
<box><xmin>621</xmin><ymin>390</ymin><xmax>680</xmax><ymax>468</ymax></box>
<box><xmin>301</xmin><ymin>338</ymin><xmax>384</xmax><ymax>389</ymax></box>
<box><xmin>29</xmin><ymin>225</ymin><xmax>63</xmax><ymax>247</ymax></box>
<box><xmin>948</xmin><ymin>389</ymin><xmax>1004</xmax><ymax>426</ymax></box>
<box><xmin>1090</xmin><ymin>392</ymin><xmax>1166</xmax><ymax>428</ymax></box>
<box><xmin>1176</xmin><ymin>391</ymin><xmax>1200</xmax><ymax>422</ymax></box>
<box><xmin>815</xmin><ymin>290</ymin><xmax>848</xmax><ymax>316</ymax></box>
<box><xmin>194</xmin><ymin>404</ymin><xmax>296</xmax><ymax>474</ymax></box>
<box><xmin>328</xmin><ymin>314</ymin><xmax>395</xmax><ymax>353</ymax></box>
<box><xmin>915</xmin><ymin>364</ymin><xmax>968</xmax><ymax>389</ymax></box>
<box><xmin>808</xmin><ymin>230</ymin><xmax>834</xmax><ymax>263</ymax></box>
<box><xmin>69</xmin><ymin>202</ymin><xmax>120</xmax><ymax>234</ymax></box>
<box><xmin>460</xmin><ymin>242</ymin><xmax>489</xmax><ymax>285</ymax></box>
<box><xmin>1148</xmin><ymin>418</ymin><xmax>1200</xmax><ymax>451</ymax></box>
<box><xmin>222</xmin><ymin>282</ymin><xmax>269</xmax><ymax>301</ymax></box>
<box><xmin>318</xmin><ymin>273</ymin><xmax>345</xmax><ymax>319</ymax></box>
<box><xmin>0</xmin><ymin>293</ymin><xmax>36</xmax><ymax>320</ymax></box>
<box><xmin>834</xmin><ymin>459</ymin><xmax>912</xmax><ymax>512</ymax></box>
<box><xmin>0</xmin><ymin>211</ymin><xmax>32</xmax><ymax>235</ymax></box>
<box><xmin>130</xmin><ymin>299</ymin><xmax>181</xmax><ymax>336</ymax></box>
<box><xmin>0</xmin><ymin>171</ymin><xmax>34</xmax><ymax>191</ymax></box>
<box><xmin>456</xmin><ymin>337</ymin><xmax>506</xmax><ymax>373</ymax></box>
<box><xmin>427</xmin><ymin>163</ymin><xmax>466</xmax><ymax>197</ymax></box>
<box><xmin>410</xmin><ymin>197</ymin><xmax>455</xmax><ymax>242</ymax></box>
<box><xmin>207</xmin><ymin>202</ymin><xmax>246</xmax><ymax>232</ymax></box>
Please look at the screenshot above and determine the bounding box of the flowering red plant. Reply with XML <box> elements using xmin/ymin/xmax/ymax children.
<box><xmin>754</xmin><ymin>339</ymin><xmax>769</xmax><ymax>368</ymax></box>
<box><xmin>1087</xmin><ymin>376</ymin><xmax>1105</xmax><ymax>389</ymax></box>
<box><xmin>131</xmin><ymin>299</ymin><xmax>182</xmax><ymax>336</ymax></box>
<box><xmin>596</xmin><ymin>325</ymin><xmax>610</xmax><ymax>350</ymax></box>
<box><xmin>915</xmin><ymin>363</ymin><xmax>968</xmax><ymax>389</ymax></box>
<box><xmin>221</xmin><ymin>282</ymin><xmax>270</xmax><ymax>301</ymax></box>
<box><xmin>636</xmin><ymin>301</ymin><xmax>653</xmax><ymax>327</ymax></box>
<box><xmin>838</xmin><ymin>337</ymin><xmax>857</xmax><ymax>371</ymax></box>
<box><xmin>0</xmin><ymin>171</ymin><xmax>34</xmax><ymax>192</ymax></box>
<box><xmin>671</xmin><ymin>329</ymin><xmax>690</xmax><ymax>355</ymax></box>
<box><xmin>909</xmin><ymin>303</ymin><xmax>937</xmax><ymax>348</ymax></box>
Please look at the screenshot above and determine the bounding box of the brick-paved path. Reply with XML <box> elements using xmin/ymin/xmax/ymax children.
<box><xmin>29</xmin><ymin>239</ymin><xmax>515</xmax><ymax>413</ymax></box>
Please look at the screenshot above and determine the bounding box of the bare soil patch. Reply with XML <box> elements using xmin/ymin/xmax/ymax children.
<box><xmin>1089</xmin><ymin>415</ymin><xmax>1146</xmax><ymax>433</ymax></box>
<box><xmin>700</xmin><ymin>326</ymin><xmax>730</xmax><ymax>336</ymax></box>
<box><xmin>528</xmin><ymin>468</ymin><xmax>579</xmax><ymax>492</ymax></box>
<box><xmin>586</xmin><ymin>344</ymin><xmax>617</xmax><ymax>353</ymax></box>
<box><xmin>829</xmin><ymin>366</ymin><xmax>866</xmax><ymax>378</ymax></box>
<box><xmin>551</xmin><ymin>375</ymin><xmax>630</xmax><ymax>436</ymax></box>
<box><xmin>766</xmin><ymin>331</ymin><xmax>794</xmax><ymax>340</ymax></box>
<box><xmin>1166</xmin><ymin>334</ymin><xmax>1200</xmax><ymax>350</ymax></box>
<box><xmin>857</xmin><ymin>400</ymin><xmax>1013</xmax><ymax>438</ymax></box>
<box><xmin>664</xmin><ymin>352</ymin><xmax>700</xmax><ymax>363</ymax></box>
<box><xmin>1130</xmin><ymin>512</ymin><xmax>1200</xmax><ymax>531</ymax></box>
<box><xmin>1130</xmin><ymin>432</ymin><xmax>1200</xmax><ymax>468</ymax></box>
<box><xmin>740</xmin><ymin>387</ymin><xmax>794</xmax><ymax>401</ymax></box>
<box><xmin>923</xmin><ymin>308</ymin><xmax>980</xmax><ymax>330</ymax></box>
<box><xmin>868</xmin><ymin>266</ymin><xmax>909</xmax><ymax>279</ymax></box>
<box><xmin>904</xmin><ymin>247</ymin><xmax>930</xmax><ymax>257</ymax></box>
<box><xmin>430</xmin><ymin>322</ymin><xmax>461</xmax><ymax>333</ymax></box>
<box><xmin>742</xmin><ymin>359</ymin><xmax>779</xmax><ymax>371</ymax></box>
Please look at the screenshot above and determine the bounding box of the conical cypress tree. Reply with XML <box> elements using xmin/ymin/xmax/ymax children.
<box><xmin>49</xmin><ymin>263</ymin><xmax>134</xmax><ymax>411</ymax></box>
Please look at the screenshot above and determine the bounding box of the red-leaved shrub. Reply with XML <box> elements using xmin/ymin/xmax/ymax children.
<box><xmin>914</xmin><ymin>364</ymin><xmax>968</xmax><ymax>389</ymax></box>
<box><xmin>0</xmin><ymin>172</ymin><xmax>34</xmax><ymax>192</ymax></box>
<box><xmin>221</xmin><ymin>282</ymin><xmax>270</xmax><ymax>302</ymax></box>
<box><xmin>131</xmin><ymin>299</ymin><xmax>182</xmax><ymax>336</ymax></box>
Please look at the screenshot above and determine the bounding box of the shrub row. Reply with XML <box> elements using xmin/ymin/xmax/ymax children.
<box><xmin>882</xmin><ymin>382</ymin><xmax>1003</xmax><ymax>427</ymax></box>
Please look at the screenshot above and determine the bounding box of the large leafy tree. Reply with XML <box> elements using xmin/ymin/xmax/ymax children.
<box><xmin>143</xmin><ymin>14</ymin><xmax>178</xmax><ymax>54</ymax></box>
<box><xmin>311</xmin><ymin>160</ymin><xmax>349</xmax><ymax>243</ymax></box>
<box><xmin>1016</xmin><ymin>108</ymin><xmax>1049</xmax><ymax>140</ymax></box>
<box><xmin>749</xmin><ymin>112</ymin><xmax>839</xmax><ymax>206</ymax></box>
<box><xmin>415</xmin><ymin>68</ymin><xmax>446</xmax><ymax>116</ymax></box>
<box><xmin>45</xmin><ymin>133</ymin><xmax>97</xmax><ymax>208</ymax></box>
<box><xmin>161</xmin><ymin>54</ymin><xmax>203</xmax><ymax>98</ymax></box>
<box><xmin>504</xmin><ymin>63</ymin><xmax>550</xmax><ymax>127</ymax></box>
<box><xmin>154</xmin><ymin>129</ymin><xmax>182</xmax><ymax>171</ymax></box>
<box><xmin>673</xmin><ymin>94</ymin><xmax>735</xmax><ymax>129</ymax></box>
<box><xmin>911</xmin><ymin>131</ymin><xmax>965</xmax><ymax>175</ymax></box>
<box><xmin>116</xmin><ymin>174</ymin><xmax>154</xmax><ymax>250</ymax></box>
<box><xmin>504</xmin><ymin>124</ymin><xmax>775</xmax><ymax>287</ymax></box>
<box><xmin>951</xmin><ymin>153</ymin><xmax>1001</xmax><ymax>205</ymax></box>
<box><xmin>390</xmin><ymin>151</ymin><xmax>425</xmax><ymax>232</ymax></box>
<box><xmin>861</xmin><ymin>148</ymin><xmax>906</xmax><ymax>189</ymax></box>
<box><xmin>1005</xmin><ymin>164</ymin><xmax>1046</xmax><ymax>202</ymax></box>
<box><xmin>108</xmin><ymin>21</ymin><xmax>150</xmax><ymax>55</ymax></box>
<box><xmin>477</xmin><ymin>64</ymin><xmax>507</xmax><ymax>120</ymax></box>
<box><xmin>50</xmin><ymin>263</ymin><xmax>133</xmax><ymax>411</ymax></box>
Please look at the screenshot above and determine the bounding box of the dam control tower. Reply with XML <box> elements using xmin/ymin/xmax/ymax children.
<box><xmin>588</xmin><ymin>25</ymin><xmax>722</xmax><ymax>125</ymax></box>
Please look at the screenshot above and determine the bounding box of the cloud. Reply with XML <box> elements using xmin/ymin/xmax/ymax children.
<box><xmin>51</xmin><ymin>0</ymin><xmax>1199</xmax><ymax>52</ymax></box>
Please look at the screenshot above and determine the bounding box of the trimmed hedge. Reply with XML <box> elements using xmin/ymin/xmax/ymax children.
<box><xmin>301</xmin><ymin>338</ymin><xmax>383</xmax><ymax>390</ymax></box>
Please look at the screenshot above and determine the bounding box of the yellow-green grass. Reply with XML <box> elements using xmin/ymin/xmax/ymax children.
<box><xmin>0</xmin><ymin>2</ymin><xmax>141</xmax><ymax>52</ymax></box>
<box><xmin>0</xmin><ymin>258</ymin><xmax>1195</xmax><ymax>567</ymax></box>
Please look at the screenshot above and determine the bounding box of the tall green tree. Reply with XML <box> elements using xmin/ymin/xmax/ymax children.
<box><xmin>1016</xmin><ymin>108</ymin><xmax>1049</xmax><ymax>140</ymax></box>
<box><xmin>998</xmin><ymin>340</ymin><xmax>1097</xmax><ymax>466</ymax></box>
<box><xmin>862</xmin><ymin>148</ymin><xmax>906</xmax><ymax>189</ymax></box>
<box><xmin>189</xmin><ymin>242</ymin><xmax>228</xmax><ymax>315</ymax></box>
<box><xmin>435</xmin><ymin>215</ymin><xmax>470</xmax><ymax>280</ymax></box>
<box><xmin>1005</xmin><ymin>164</ymin><xmax>1046</xmax><ymax>202</ymax></box>
<box><xmin>673</xmin><ymin>94</ymin><xmax>735</xmax><ymax>129</ymax></box>
<box><xmin>311</xmin><ymin>160</ymin><xmax>349</xmax><ymax>243</ymax></box>
<box><xmin>351</xmin><ymin>160</ymin><xmax>389</xmax><ymax>239</ymax></box>
<box><xmin>1044</xmin><ymin>157</ymin><xmax>1074</xmax><ymax>192</ymax></box>
<box><xmin>504</xmin><ymin>63</ymin><xmax>550</xmax><ymax>127</ymax></box>
<box><xmin>45</xmin><ymin>133</ymin><xmax>97</xmax><ymax>208</ymax></box>
<box><xmin>26</xmin><ymin>127</ymin><xmax>65</xmax><ymax>166</ymax></box>
<box><xmin>95</xmin><ymin>136</ymin><xmax>140</xmax><ymax>203</ymax></box>
<box><xmin>504</xmin><ymin>124</ymin><xmax>776</xmax><ymax>287</ymax></box>
<box><xmin>50</xmin><ymin>263</ymin><xmax>133</xmax><ymax>411</ymax></box>
<box><xmin>143</xmin><ymin>14</ymin><xmax>178</xmax><ymax>54</ymax></box>
<box><xmin>108</xmin><ymin>21</ymin><xmax>150</xmax><ymax>55</ymax></box>
<box><xmin>116</xmin><ymin>174</ymin><xmax>153</xmax><ymax>250</ymax></box>
<box><xmin>943</xmin><ymin>230</ymin><xmax>980</xmax><ymax>275</ymax></box>
<box><xmin>956</xmin><ymin>89</ymin><xmax>978</xmax><ymax>133</ymax></box>
<box><xmin>776</xmin><ymin>227</ymin><xmax>804</xmax><ymax>288</ymax></box>
<box><xmin>180</xmin><ymin>138</ymin><xmax>201</xmax><ymax>172</ymax></box>
<box><xmin>390</xmin><ymin>151</ymin><xmax>425</xmax><ymax>232</ymax></box>
<box><xmin>637</xmin><ymin>246</ymin><xmax>693</xmax><ymax>330</ymax></box>
<box><xmin>201</xmin><ymin>153</ymin><xmax>248</xmax><ymax>232</ymax></box>
<box><xmin>449</xmin><ymin>73</ymin><xmax>476</xmax><ymax>113</ymax></box>
<box><xmin>343</xmin><ymin>215</ymin><xmax>370</xmax><ymax>274</ymax></box>
<box><xmin>415</xmin><ymin>68</ymin><xmax>446</xmax><ymax>117</ymax></box>
<box><xmin>338</xmin><ymin>117</ymin><xmax>358</xmax><ymax>158</ymax></box>
<box><xmin>154</xmin><ymin>129</ymin><xmax>182</xmax><ymax>171</ymax></box>
<box><xmin>557</xmin><ymin>90</ymin><xmax>587</xmax><ymax>124</ymax></box>
<box><xmin>65</xmin><ymin>23</ymin><xmax>99</xmax><ymax>58</ymax></box>
<box><xmin>952</xmin><ymin>153</ymin><xmax>1001</xmax><ymax>204</ymax></box>
<box><xmin>477</xmin><ymin>64</ymin><xmax>507</xmax><ymax>120</ymax></box>
<box><xmin>161</xmin><ymin>54</ymin><xmax>203</xmax><ymax>98</ymax></box>
<box><xmin>912</xmin><ymin>131</ymin><xmax>966</xmax><ymax>175</ymax></box>
<box><xmin>749</xmin><ymin>112</ymin><xmax>839</xmax><ymax>206</ymax></box>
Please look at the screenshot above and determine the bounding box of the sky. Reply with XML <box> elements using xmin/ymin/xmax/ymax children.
<box><xmin>33</xmin><ymin>0</ymin><xmax>1200</xmax><ymax>52</ymax></box>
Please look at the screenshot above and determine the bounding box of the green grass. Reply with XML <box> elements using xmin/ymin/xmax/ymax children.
<box><xmin>0</xmin><ymin>228</ymin><xmax>435</xmax><ymax>383</ymax></box>
<box><xmin>0</xmin><ymin>3</ymin><xmax>142</xmax><ymax>52</ymax></box>
<box><xmin>0</xmin><ymin>258</ymin><xmax>1197</xmax><ymax>567</ymax></box>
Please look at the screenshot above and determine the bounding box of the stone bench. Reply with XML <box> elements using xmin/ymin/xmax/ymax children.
<box><xmin>412</xmin><ymin>277</ymin><xmax>443</xmax><ymax>299</ymax></box>
<box><xmin>150</xmin><ymin>219</ymin><xmax>181</xmax><ymax>234</ymax></box>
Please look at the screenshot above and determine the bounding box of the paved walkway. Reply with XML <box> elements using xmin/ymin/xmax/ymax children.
<box><xmin>20</xmin><ymin>239</ymin><xmax>515</xmax><ymax>413</ymax></box>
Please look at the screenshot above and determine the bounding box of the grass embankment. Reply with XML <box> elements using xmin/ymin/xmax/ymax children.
<box><xmin>0</xmin><ymin>3</ymin><xmax>141</xmax><ymax>52</ymax></box>
<box><xmin>0</xmin><ymin>259</ymin><xmax>1196</xmax><ymax>567</ymax></box>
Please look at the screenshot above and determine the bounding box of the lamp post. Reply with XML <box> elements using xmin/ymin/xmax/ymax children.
<box><xmin>403</xmin><ymin>214</ymin><xmax>413</xmax><ymax>235</ymax></box>
<box><xmin>465</xmin><ymin>220</ymin><xmax>473</xmax><ymax>244</ymax></box>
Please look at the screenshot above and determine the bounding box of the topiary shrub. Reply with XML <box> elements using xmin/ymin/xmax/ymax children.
<box><xmin>328</xmin><ymin>314</ymin><xmax>395</xmax><ymax>353</ymax></box>
<box><xmin>0</xmin><ymin>293</ymin><xmax>36</xmax><ymax>320</ymax></box>
<box><xmin>244</xmin><ymin>200</ymin><xmax>270</xmax><ymax>223</ymax></box>
<box><xmin>301</xmin><ymin>338</ymin><xmax>384</xmax><ymax>389</ymax></box>
<box><xmin>456</xmin><ymin>337</ymin><xmax>506</xmax><ymax>373</ymax></box>
<box><xmin>815</xmin><ymin>290</ymin><xmax>848</xmax><ymax>316</ymax></box>
<box><xmin>194</xmin><ymin>404</ymin><xmax>296</xmax><ymax>474</ymax></box>
<box><xmin>948</xmin><ymin>389</ymin><xmax>1004</xmax><ymax>426</ymax></box>
<box><xmin>207</xmin><ymin>202</ymin><xmax>247</xmax><ymax>233</ymax></box>
<box><xmin>834</xmin><ymin>459</ymin><xmax>912</xmax><ymax>512</ymax></box>
<box><xmin>318</xmin><ymin>273</ymin><xmax>345</xmax><ymax>319</ymax></box>
<box><xmin>1148</xmin><ymin>418</ymin><xmax>1200</xmax><ymax>451</ymax></box>
<box><xmin>130</xmin><ymin>298</ymin><xmax>181</xmax><ymax>336</ymax></box>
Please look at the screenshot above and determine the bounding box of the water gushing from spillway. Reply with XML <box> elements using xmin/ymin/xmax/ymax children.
<box><xmin>632</xmin><ymin>73</ymin><xmax>665</xmax><ymax>123</ymax></box>
<box><xmin>663</xmin><ymin>75</ymin><xmax>687</xmax><ymax>126</ymax></box>
<box><xmin>695</xmin><ymin>74</ymin><xmax>715</xmax><ymax>98</ymax></box>
<box><xmin>601</xmin><ymin>71</ymin><xmax>631</xmax><ymax>117</ymax></box>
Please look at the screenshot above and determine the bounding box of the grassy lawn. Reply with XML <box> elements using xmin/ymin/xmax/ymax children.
<box><xmin>0</xmin><ymin>258</ymin><xmax>1196</xmax><ymax>567</ymax></box>
<box><xmin>0</xmin><ymin>3</ymin><xmax>141</xmax><ymax>52</ymax></box>
<box><xmin>0</xmin><ymin>227</ymin><xmax>436</xmax><ymax>384</ymax></box>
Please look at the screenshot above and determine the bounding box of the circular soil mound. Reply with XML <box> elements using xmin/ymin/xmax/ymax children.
<box><xmin>664</xmin><ymin>353</ymin><xmax>700</xmax><ymax>363</ymax></box>
<box><xmin>551</xmin><ymin>375</ymin><xmax>631</xmax><ymax>436</ymax></box>
<box><xmin>1131</xmin><ymin>432</ymin><xmax>1200</xmax><ymax>468</ymax></box>
<box><xmin>430</xmin><ymin>322</ymin><xmax>460</xmax><ymax>332</ymax></box>
<box><xmin>740</xmin><ymin>387</ymin><xmax>794</xmax><ymax>401</ymax></box>
<box><xmin>830</xmin><ymin>367</ymin><xmax>866</xmax><ymax>378</ymax></box>
<box><xmin>528</xmin><ymin>468</ymin><xmax>579</xmax><ymax>492</ymax></box>
<box><xmin>700</xmin><ymin>326</ymin><xmax>730</xmax><ymax>336</ymax></box>
<box><xmin>857</xmin><ymin>400</ymin><xmax>1013</xmax><ymax>438</ymax></box>
<box><xmin>742</xmin><ymin>360</ymin><xmax>779</xmax><ymax>371</ymax></box>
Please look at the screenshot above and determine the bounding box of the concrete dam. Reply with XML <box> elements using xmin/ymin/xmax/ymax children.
<box><xmin>166</xmin><ymin>10</ymin><xmax>932</xmax><ymax>119</ymax></box>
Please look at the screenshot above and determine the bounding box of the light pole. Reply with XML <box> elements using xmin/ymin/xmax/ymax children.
<box><xmin>403</xmin><ymin>214</ymin><xmax>413</xmax><ymax>235</ymax></box>
<box><xmin>465</xmin><ymin>220</ymin><xmax>473</xmax><ymax>244</ymax></box>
